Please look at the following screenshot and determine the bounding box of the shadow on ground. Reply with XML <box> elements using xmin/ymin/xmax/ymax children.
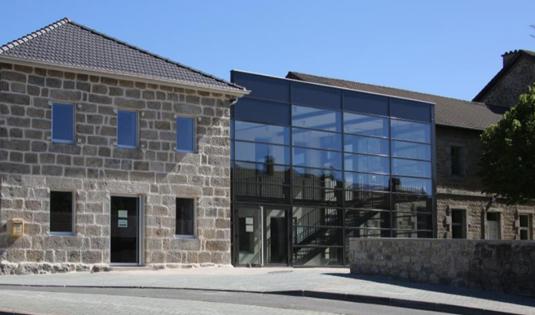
<box><xmin>324</xmin><ymin>272</ymin><xmax>535</xmax><ymax>308</ymax></box>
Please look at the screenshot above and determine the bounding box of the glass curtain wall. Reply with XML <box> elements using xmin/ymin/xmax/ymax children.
<box><xmin>231</xmin><ymin>71</ymin><xmax>434</xmax><ymax>266</ymax></box>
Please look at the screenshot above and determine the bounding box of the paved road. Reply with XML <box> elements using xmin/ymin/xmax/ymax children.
<box><xmin>0</xmin><ymin>286</ymin><xmax>452</xmax><ymax>315</ymax></box>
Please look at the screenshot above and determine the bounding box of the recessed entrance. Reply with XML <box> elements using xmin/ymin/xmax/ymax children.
<box><xmin>110</xmin><ymin>196</ymin><xmax>140</xmax><ymax>264</ymax></box>
<box><xmin>236</xmin><ymin>206</ymin><xmax>289</xmax><ymax>266</ymax></box>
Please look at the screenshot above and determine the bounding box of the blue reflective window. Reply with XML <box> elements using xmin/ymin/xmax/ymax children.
<box><xmin>235</xmin><ymin>141</ymin><xmax>289</xmax><ymax>165</ymax></box>
<box><xmin>345</xmin><ymin>172</ymin><xmax>390</xmax><ymax>191</ymax></box>
<box><xmin>176</xmin><ymin>117</ymin><xmax>195</xmax><ymax>152</ymax></box>
<box><xmin>51</xmin><ymin>104</ymin><xmax>75</xmax><ymax>143</ymax></box>
<box><xmin>117</xmin><ymin>110</ymin><xmax>138</xmax><ymax>148</ymax></box>
<box><xmin>343</xmin><ymin>112</ymin><xmax>388</xmax><ymax>137</ymax></box>
<box><xmin>234</xmin><ymin>98</ymin><xmax>290</xmax><ymax>126</ymax></box>
<box><xmin>293</xmin><ymin>147</ymin><xmax>342</xmax><ymax>170</ymax></box>
<box><xmin>292</xmin><ymin>105</ymin><xmax>341</xmax><ymax>132</ymax></box>
<box><xmin>391</xmin><ymin>119</ymin><xmax>431</xmax><ymax>143</ymax></box>
<box><xmin>392</xmin><ymin>177</ymin><xmax>432</xmax><ymax>195</ymax></box>
<box><xmin>344</xmin><ymin>135</ymin><xmax>389</xmax><ymax>156</ymax></box>
<box><xmin>292</xmin><ymin>128</ymin><xmax>341</xmax><ymax>150</ymax></box>
<box><xmin>344</xmin><ymin>154</ymin><xmax>389</xmax><ymax>174</ymax></box>
<box><xmin>232</xmin><ymin>71</ymin><xmax>289</xmax><ymax>103</ymax></box>
<box><xmin>390</xmin><ymin>99</ymin><xmax>432</xmax><ymax>122</ymax></box>
<box><xmin>392</xmin><ymin>158</ymin><xmax>431</xmax><ymax>178</ymax></box>
<box><xmin>234</xmin><ymin>121</ymin><xmax>289</xmax><ymax>145</ymax></box>
<box><xmin>343</xmin><ymin>91</ymin><xmax>389</xmax><ymax>116</ymax></box>
<box><xmin>392</xmin><ymin>141</ymin><xmax>431</xmax><ymax>160</ymax></box>
<box><xmin>291</xmin><ymin>83</ymin><xmax>341</xmax><ymax>111</ymax></box>
<box><xmin>293</xmin><ymin>167</ymin><xmax>344</xmax><ymax>186</ymax></box>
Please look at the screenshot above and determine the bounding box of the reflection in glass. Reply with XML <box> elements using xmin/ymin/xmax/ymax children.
<box><xmin>345</xmin><ymin>191</ymin><xmax>390</xmax><ymax>210</ymax></box>
<box><xmin>392</xmin><ymin>140</ymin><xmax>431</xmax><ymax>160</ymax></box>
<box><xmin>392</xmin><ymin>194</ymin><xmax>432</xmax><ymax>214</ymax></box>
<box><xmin>344</xmin><ymin>210</ymin><xmax>391</xmax><ymax>230</ymax></box>
<box><xmin>293</xmin><ymin>147</ymin><xmax>342</xmax><ymax>170</ymax></box>
<box><xmin>292</xmin><ymin>128</ymin><xmax>341</xmax><ymax>150</ymax></box>
<box><xmin>293</xmin><ymin>207</ymin><xmax>342</xmax><ymax>227</ymax></box>
<box><xmin>391</xmin><ymin>176</ymin><xmax>432</xmax><ymax>195</ymax></box>
<box><xmin>293</xmin><ymin>167</ymin><xmax>343</xmax><ymax>203</ymax></box>
<box><xmin>344</xmin><ymin>134</ymin><xmax>389</xmax><ymax>155</ymax></box>
<box><xmin>234</xmin><ymin>121</ymin><xmax>289</xmax><ymax>145</ymax></box>
<box><xmin>292</xmin><ymin>105</ymin><xmax>341</xmax><ymax>132</ymax></box>
<box><xmin>392</xmin><ymin>158</ymin><xmax>431</xmax><ymax>178</ymax></box>
<box><xmin>344</xmin><ymin>172</ymin><xmax>389</xmax><ymax>191</ymax></box>
<box><xmin>235</xmin><ymin>141</ymin><xmax>290</xmax><ymax>165</ymax></box>
<box><xmin>234</xmin><ymin>162</ymin><xmax>290</xmax><ymax>200</ymax></box>
<box><xmin>344</xmin><ymin>153</ymin><xmax>389</xmax><ymax>174</ymax></box>
<box><xmin>391</xmin><ymin>119</ymin><xmax>431</xmax><ymax>143</ymax></box>
<box><xmin>344</xmin><ymin>112</ymin><xmax>388</xmax><ymax>137</ymax></box>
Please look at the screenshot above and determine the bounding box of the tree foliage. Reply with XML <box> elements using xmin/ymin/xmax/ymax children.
<box><xmin>480</xmin><ymin>84</ymin><xmax>535</xmax><ymax>204</ymax></box>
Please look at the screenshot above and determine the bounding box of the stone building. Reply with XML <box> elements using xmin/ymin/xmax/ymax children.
<box><xmin>287</xmin><ymin>67</ymin><xmax>535</xmax><ymax>242</ymax></box>
<box><xmin>0</xmin><ymin>18</ymin><xmax>247</xmax><ymax>273</ymax></box>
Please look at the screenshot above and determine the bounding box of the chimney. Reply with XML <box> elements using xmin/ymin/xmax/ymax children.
<box><xmin>502</xmin><ymin>50</ymin><xmax>521</xmax><ymax>68</ymax></box>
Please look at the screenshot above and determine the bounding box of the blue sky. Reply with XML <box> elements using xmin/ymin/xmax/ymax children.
<box><xmin>1</xmin><ymin>1</ymin><xmax>534</xmax><ymax>100</ymax></box>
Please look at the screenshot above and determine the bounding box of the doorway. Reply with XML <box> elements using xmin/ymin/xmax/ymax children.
<box><xmin>236</xmin><ymin>205</ymin><xmax>289</xmax><ymax>266</ymax></box>
<box><xmin>111</xmin><ymin>196</ymin><xmax>141</xmax><ymax>264</ymax></box>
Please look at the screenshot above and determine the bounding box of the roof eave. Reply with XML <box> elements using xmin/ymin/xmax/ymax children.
<box><xmin>0</xmin><ymin>55</ymin><xmax>249</xmax><ymax>98</ymax></box>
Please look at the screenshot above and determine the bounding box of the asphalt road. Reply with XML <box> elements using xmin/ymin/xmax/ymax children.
<box><xmin>0</xmin><ymin>286</ymin><xmax>453</xmax><ymax>315</ymax></box>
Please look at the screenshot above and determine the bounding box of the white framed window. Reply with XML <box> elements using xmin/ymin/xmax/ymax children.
<box><xmin>519</xmin><ymin>214</ymin><xmax>533</xmax><ymax>240</ymax></box>
<box><xmin>485</xmin><ymin>211</ymin><xmax>501</xmax><ymax>240</ymax></box>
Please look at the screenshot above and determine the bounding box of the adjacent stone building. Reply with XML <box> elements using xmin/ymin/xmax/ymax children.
<box><xmin>0</xmin><ymin>18</ymin><xmax>247</xmax><ymax>273</ymax></box>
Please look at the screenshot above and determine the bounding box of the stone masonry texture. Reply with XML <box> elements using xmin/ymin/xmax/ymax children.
<box><xmin>0</xmin><ymin>62</ymin><xmax>236</xmax><ymax>273</ymax></box>
<box><xmin>349</xmin><ymin>238</ymin><xmax>535</xmax><ymax>297</ymax></box>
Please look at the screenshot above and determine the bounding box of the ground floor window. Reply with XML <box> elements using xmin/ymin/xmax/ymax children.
<box><xmin>519</xmin><ymin>214</ymin><xmax>533</xmax><ymax>240</ymax></box>
<box><xmin>451</xmin><ymin>208</ymin><xmax>466</xmax><ymax>239</ymax></box>
<box><xmin>50</xmin><ymin>191</ymin><xmax>74</xmax><ymax>233</ymax></box>
<box><xmin>176</xmin><ymin>198</ymin><xmax>195</xmax><ymax>236</ymax></box>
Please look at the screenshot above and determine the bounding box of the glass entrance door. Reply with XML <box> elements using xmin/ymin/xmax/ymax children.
<box><xmin>236</xmin><ymin>206</ymin><xmax>289</xmax><ymax>266</ymax></box>
<box><xmin>111</xmin><ymin>196</ymin><xmax>139</xmax><ymax>264</ymax></box>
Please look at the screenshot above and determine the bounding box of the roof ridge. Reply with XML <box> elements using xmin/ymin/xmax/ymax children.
<box><xmin>288</xmin><ymin>71</ymin><xmax>487</xmax><ymax>107</ymax></box>
<box><xmin>0</xmin><ymin>17</ymin><xmax>70</xmax><ymax>53</ymax></box>
<box><xmin>65</xmin><ymin>19</ymin><xmax>243</xmax><ymax>90</ymax></box>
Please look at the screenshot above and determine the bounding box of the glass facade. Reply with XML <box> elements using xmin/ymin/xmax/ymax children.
<box><xmin>230</xmin><ymin>71</ymin><xmax>435</xmax><ymax>266</ymax></box>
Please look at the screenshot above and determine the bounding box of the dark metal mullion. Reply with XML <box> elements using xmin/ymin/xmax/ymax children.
<box><xmin>288</xmin><ymin>83</ymin><xmax>294</xmax><ymax>267</ymax></box>
<box><xmin>340</xmin><ymin>91</ymin><xmax>347</xmax><ymax>266</ymax></box>
<box><xmin>388</xmin><ymin>98</ymin><xmax>395</xmax><ymax>238</ymax></box>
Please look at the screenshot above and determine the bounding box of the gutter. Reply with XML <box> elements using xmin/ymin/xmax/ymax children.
<box><xmin>0</xmin><ymin>56</ymin><xmax>250</xmax><ymax>98</ymax></box>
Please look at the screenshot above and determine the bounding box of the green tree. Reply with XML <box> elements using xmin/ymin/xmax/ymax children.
<box><xmin>480</xmin><ymin>84</ymin><xmax>535</xmax><ymax>204</ymax></box>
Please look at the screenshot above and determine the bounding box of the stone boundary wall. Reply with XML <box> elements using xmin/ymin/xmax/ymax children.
<box><xmin>349</xmin><ymin>238</ymin><xmax>535</xmax><ymax>297</ymax></box>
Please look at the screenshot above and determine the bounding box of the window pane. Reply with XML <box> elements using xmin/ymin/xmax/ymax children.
<box><xmin>344</xmin><ymin>153</ymin><xmax>389</xmax><ymax>174</ymax></box>
<box><xmin>343</xmin><ymin>112</ymin><xmax>388</xmax><ymax>137</ymax></box>
<box><xmin>234</xmin><ymin>121</ymin><xmax>289</xmax><ymax>145</ymax></box>
<box><xmin>117</xmin><ymin>111</ymin><xmax>138</xmax><ymax>148</ymax></box>
<box><xmin>235</xmin><ymin>141</ymin><xmax>289</xmax><ymax>165</ymax></box>
<box><xmin>343</xmin><ymin>91</ymin><xmax>388</xmax><ymax>116</ymax></box>
<box><xmin>345</xmin><ymin>210</ymin><xmax>391</xmax><ymax>230</ymax></box>
<box><xmin>392</xmin><ymin>158</ymin><xmax>431</xmax><ymax>178</ymax></box>
<box><xmin>391</xmin><ymin>119</ymin><xmax>431</xmax><ymax>143</ymax></box>
<box><xmin>234</xmin><ymin>98</ymin><xmax>290</xmax><ymax>126</ymax></box>
<box><xmin>292</xmin><ymin>105</ymin><xmax>341</xmax><ymax>132</ymax></box>
<box><xmin>392</xmin><ymin>141</ymin><xmax>430</xmax><ymax>160</ymax></box>
<box><xmin>176</xmin><ymin>117</ymin><xmax>195</xmax><ymax>152</ymax></box>
<box><xmin>176</xmin><ymin>198</ymin><xmax>194</xmax><ymax>235</ymax></box>
<box><xmin>392</xmin><ymin>176</ymin><xmax>432</xmax><ymax>195</ymax></box>
<box><xmin>293</xmin><ymin>207</ymin><xmax>343</xmax><ymax>227</ymax></box>
<box><xmin>293</xmin><ymin>147</ymin><xmax>342</xmax><ymax>170</ymax></box>
<box><xmin>52</xmin><ymin>104</ymin><xmax>74</xmax><ymax>143</ymax></box>
<box><xmin>345</xmin><ymin>191</ymin><xmax>390</xmax><ymax>210</ymax></box>
<box><xmin>50</xmin><ymin>191</ymin><xmax>73</xmax><ymax>233</ymax></box>
<box><xmin>344</xmin><ymin>134</ymin><xmax>389</xmax><ymax>155</ymax></box>
<box><xmin>390</xmin><ymin>99</ymin><xmax>432</xmax><ymax>122</ymax></box>
<box><xmin>292</xmin><ymin>128</ymin><xmax>341</xmax><ymax>150</ymax></box>
<box><xmin>234</xmin><ymin>162</ymin><xmax>290</xmax><ymax>200</ymax></box>
<box><xmin>345</xmin><ymin>172</ymin><xmax>389</xmax><ymax>191</ymax></box>
<box><xmin>392</xmin><ymin>194</ymin><xmax>433</xmax><ymax>214</ymax></box>
<box><xmin>291</xmin><ymin>83</ymin><xmax>341</xmax><ymax>111</ymax></box>
<box><xmin>232</xmin><ymin>71</ymin><xmax>289</xmax><ymax>103</ymax></box>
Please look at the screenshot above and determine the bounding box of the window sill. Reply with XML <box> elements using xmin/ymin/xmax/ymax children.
<box><xmin>175</xmin><ymin>149</ymin><xmax>196</xmax><ymax>154</ymax></box>
<box><xmin>116</xmin><ymin>145</ymin><xmax>139</xmax><ymax>150</ymax></box>
<box><xmin>48</xmin><ymin>232</ymin><xmax>76</xmax><ymax>237</ymax></box>
<box><xmin>174</xmin><ymin>234</ymin><xmax>196</xmax><ymax>240</ymax></box>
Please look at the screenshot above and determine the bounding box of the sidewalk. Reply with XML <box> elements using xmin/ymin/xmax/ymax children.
<box><xmin>0</xmin><ymin>267</ymin><xmax>533</xmax><ymax>315</ymax></box>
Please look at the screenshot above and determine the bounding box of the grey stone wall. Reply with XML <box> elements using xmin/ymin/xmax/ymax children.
<box><xmin>349</xmin><ymin>238</ymin><xmax>535</xmax><ymax>297</ymax></box>
<box><xmin>435</xmin><ymin>126</ymin><xmax>535</xmax><ymax>240</ymax></box>
<box><xmin>477</xmin><ymin>54</ymin><xmax>535</xmax><ymax>108</ymax></box>
<box><xmin>0</xmin><ymin>62</ymin><xmax>236</xmax><ymax>273</ymax></box>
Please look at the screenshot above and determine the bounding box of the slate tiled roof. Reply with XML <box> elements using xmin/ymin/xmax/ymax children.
<box><xmin>287</xmin><ymin>71</ymin><xmax>505</xmax><ymax>131</ymax></box>
<box><xmin>0</xmin><ymin>18</ymin><xmax>246</xmax><ymax>94</ymax></box>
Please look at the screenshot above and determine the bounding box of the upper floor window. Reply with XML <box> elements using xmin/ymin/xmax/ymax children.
<box><xmin>176</xmin><ymin>117</ymin><xmax>195</xmax><ymax>152</ymax></box>
<box><xmin>51</xmin><ymin>104</ymin><xmax>75</xmax><ymax>143</ymax></box>
<box><xmin>117</xmin><ymin>110</ymin><xmax>138</xmax><ymax>148</ymax></box>
<box><xmin>50</xmin><ymin>191</ymin><xmax>74</xmax><ymax>234</ymax></box>
<box><xmin>450</xmin><ymin>146</ymin><xmax>464</xmax><ymax>176</ymax></box>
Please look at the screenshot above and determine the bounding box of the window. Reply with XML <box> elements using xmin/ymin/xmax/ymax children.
<box><xmin>117</xmin><ymin>110</ymin><xmax>138</xmax><ymax>148</ymax></box>
<box><xmin>176</xmin><ymin>117</ymin><xmax>195</xmax><ymax>152</ymax></box>
<box><xmin>450</xmin><ymin>146</ymin><xmax>464</xmax><ymax>176</ymax></box>
<box><xmin>392</xmin><ymin>141</ymin><xmax>431</xmax><ymax>160</ymax></box>
<box><xmin>235</xmin><ymin>141</ymin><xmax>290</xmax><ymax>165</ymax></box>
<box><xmin>519</xmin><ymin>214</ymin><xmax>533</xmax><ymax>240</ymax></box>
<box><xmin>292</xmin><ymin>105</ymin><xmax>341</xmax><ymax>132</ymax></box>
<box><xmin>234</xmin><ymin>121</ymin><xmax>289</xmax><ymax>145</ymax></box>
<box><xmin>391</xmin><ymin>119</ymin><xmax>431</xmax><ymax>143</ymax></box>
<box><xmin>50</xmin><ymin>191</ymin><xmax>74</xmax><ymax>233</ymax></box>
<box><xmin>51</xmin><ymin>104</ymin><xmax>75</xmax><ymax>143</ymax></box>
<box><xmin>176</xmin><ymin>198</ymin><xmax>195</xmax><ymax>236</ymax></box>
<box><xmin>486</xmin><ymin>212</ymin><xmax>501</xmax><ymax>240</ymax></box>
<box><xmin>451</xmin><ymin>209</ymin><xmax>467</xmax><ymax>239</ymax></box>
<box><xmin>344</xmin><ymin>112</ymin><xmax>389</xmax><ymax>138</ymax></box>
<box><xmin>292</xmin><ymin>128</ymin><xmax>341</xmax><ymax>150</ymax></box>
